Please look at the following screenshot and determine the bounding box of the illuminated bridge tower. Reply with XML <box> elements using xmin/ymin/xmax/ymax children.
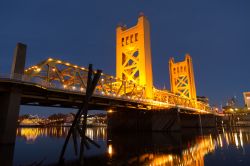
<box><xmin>169</xmin><ymin>54</ymin><xmax>197</xmax><ymax>101</ymax></box>
<box><xmin>116</xmin><ymin>14</ymin><xmax>153</xmax><ymax>98</ymax></box>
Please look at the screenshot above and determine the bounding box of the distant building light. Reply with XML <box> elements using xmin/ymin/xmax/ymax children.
<box><xmin>108</xmin><ymin>144</ymin><xmax>113</xmax><ymax>156</ymax></box>
<box><xmin>107</xmin><ymin>109</ymin><xmax>113</xmax><ymax>113</ymax></box>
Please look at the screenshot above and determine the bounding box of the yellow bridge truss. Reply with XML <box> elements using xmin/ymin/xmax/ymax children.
<box><xmin>24</xmin><ymin>58</ymin><xmax>210</xmax><ymax>112</ymax></box>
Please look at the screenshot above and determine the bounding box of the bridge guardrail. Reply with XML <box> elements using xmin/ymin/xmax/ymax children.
<box><xmin>0</xmin><ymin>72</ymin><xmax>212</xmax><ymax>113</ymax></box>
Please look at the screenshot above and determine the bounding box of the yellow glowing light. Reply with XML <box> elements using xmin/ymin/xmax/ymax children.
<box><xmin>72</xmin><ymin>86</ymin><xmax>76</xmax><ymax>90</ymax></box>
<box><xmin>63</xmin><ymin>85</ymin><xmax>67</xmax><ymax>88</ymax></box>
<box><xmin>36</xmin><ymin>68</ymin><xmax>41</xmax><ymax>72</ymax></box>
<box><xmin>80</xmin><ymin>87</ymin><xmax>84</xmax><ymax>91</ymax></box>
<box><xmin>81</xmin><ymin>67</ymin><xmax>85</xmax><ymax>70</ymax></box>
<box><xmin>65</xmin><ymin>63</ymin><xmax>70</xmax><ymax>66</ymax></box>
<box><xmin>20</xmin><ymin>128</ymin><xmax>39</xmax><ymax>142</ymax></box>
<box><xmin>235</xmin><ymin>133</ymin><xmax>239</xmax><ymax>147</ymax></box>
<box><xmin>57</xmin><ymin>60</ymin><xmax>62</xmax><ymax>63</ymax></box>
<box><xmin>240</xmin><ymin>130</ymin><xmax>243</xmax><ymax>147</ymax></box>
<box><xmin>107</xmin><ymin>109</ymin><xmax>113</xmax><ymax>113</ymax></box>
<box><xmin>108</xmin><ymin>144</ymin><xmax>113</xmax><ymax>156</ymax></box>
<box><xmin>52</xmin><ymin>68</ymin><xmax>56</xmax><ymax>72</ymax></box>
<box><xmin>48</xmin><ymin>58</ymin><xmax>53</xmax><ymax>61</ymax></box>
<box><xmin>219</xmin><ymin>134</ymin><xmax>223</xmax><ymax>147</ymax></box>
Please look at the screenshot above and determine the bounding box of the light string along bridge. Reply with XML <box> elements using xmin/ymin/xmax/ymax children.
<box><xmin>0</xmin><ymin>57</ymin><xmax>211</xmax><ymax>113</ymax></box>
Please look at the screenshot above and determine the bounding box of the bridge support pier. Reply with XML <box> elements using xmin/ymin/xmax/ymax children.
<box><xmin>107</xmin><ymin>108</ymin><xmax>152</xmax><ymax>131</ymax></box>
<box><xmin>180</xmin><ymin>113</ymin><xmax>216</xmax><ymax>128</ymax></box>
<box><xmin>107</xmin><ymin>107</ymin><xmax>218</xmax><ymax>131</ymax></box>
<box><xmin>107</xmin><ymin>108</ymin><xmax>182</xmax><ymax>131</ymax></box>
<box><xmin>0</xmin><ymin>43</ymin><xmax>26</xmax><ymax>145</ymax></box>
<box><xmin>0</xmin><ymin>144</ymin><xmax>15</xmax><ymax>166</ymax></box>
<box><xmin>151</xmin><ymin>109</ymin><xmax>181</xmax><ymax>131</ymax></box>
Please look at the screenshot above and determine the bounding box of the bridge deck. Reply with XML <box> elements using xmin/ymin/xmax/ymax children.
<box><xmin>0</xmin><ymin>77</ymin><xmax>218</xmax><ymax>116</ymax></box>
<box><xmin>0</xmin><ymin>78</ymin><xmax>151</xmax><ymax>110</ymax></box>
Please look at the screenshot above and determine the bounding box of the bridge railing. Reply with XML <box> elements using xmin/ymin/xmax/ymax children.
<box><xmin>0</xmin><ymin>72</ymin><xmax>148</xmax><ymax>102</ymax></box>
<box><xmin>153</xmin><ymin>88</ymin><xmax>211</xmax><ymax>112</ymax></box>
<box><xmin>1</xmin><ymin>57</ymin><xmax>212</xmax><ymax>113</ymax></box>
<box><xmin>0</xmin><ymin>72</ymin><xmax>211</xmax><ymax>112</ymax></box>
<box><xmin>23</xmin><ymin>58</ymin><xmax>147</xmax><ymax>100</ymax></box>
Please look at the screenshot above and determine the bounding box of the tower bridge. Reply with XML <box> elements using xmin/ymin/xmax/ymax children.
<box><xmin>0</xmin><ymin>15</ymin><xmax>221</xmax><ymax>145</ymax></box>
<box><xmin>16</xmin><ymin>56</ymin><xmax>209</xmax><ymax>112</ymax></box>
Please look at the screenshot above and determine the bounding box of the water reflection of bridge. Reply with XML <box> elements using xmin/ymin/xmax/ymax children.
<box><xmin>15</xmin><ymin>127</ymin><xmax>250</xmax><ymax>166</ymax></box>
<box><xmin>106</xmin><ymin>128</ymin><xmax>249</xmax><ymax>166</ymax></box>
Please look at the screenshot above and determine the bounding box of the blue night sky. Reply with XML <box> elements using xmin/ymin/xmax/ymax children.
<box><xmin>0</xmin><ymin>0</ymin><xmax>250</xmax><ymax>115</ymax></box>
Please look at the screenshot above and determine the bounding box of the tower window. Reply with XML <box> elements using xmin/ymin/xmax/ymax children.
<box><xmin>122</xmin><ymin>38</ymin><xmax>124</xmax><ymax>46</ymax></box>
<box><xmin>130</xmin><ymin>34</ymin><xmax>133</xmax><ymax>43</ymax></box>
<box><xmin>135</xmin><ymin>33</ymin><xmax>138</xmax><ymax>42</ymax></box>
<box><xmin>126</xmin><ymin>36</ymin><xmax>129</xmax><ymax>45</ymax></box>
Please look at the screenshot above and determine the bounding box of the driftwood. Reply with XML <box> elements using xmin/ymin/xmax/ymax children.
<box><xmin>58</xmin><ymin>64</ymin><xmax>102</xmax><ymax>165</ymax></box>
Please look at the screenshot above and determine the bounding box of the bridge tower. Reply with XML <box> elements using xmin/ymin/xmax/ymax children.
<box><xmin>169</xmin><ymin>54</ymin><xmax>197</xmax><ymax>100</ymax></box>
<box><xmin>116</xmin><ymin>14</ymin><xmax>153</xmax><ymax>98</ymax></box>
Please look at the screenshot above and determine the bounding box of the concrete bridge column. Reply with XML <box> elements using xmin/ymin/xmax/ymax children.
<box><xmin>0</xmin><ymin>43</ymin><xmax>26</xmax><ymax>145</ymax></box>
<box><xmin>0</xmin><ymin>144</ymin><xmax>15</xmax><ymax>166</ymax></box>
<box><xmin>152</xmin><ymin>108</ymin><xmax>181</xmax><ymax>131</ymax></box>
<box><xmin>107</xmin><ymin>108</ymin><xmax>152</xmax><ymax>131</ymax></box>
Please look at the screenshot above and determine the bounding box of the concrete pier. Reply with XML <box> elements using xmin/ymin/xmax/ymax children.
<box><xmin>0</xmin><ymin>43</ymin><xmax>26</xmax><ymax>144</ymax></box>
<box><xmin>107</xmin><ymin>108</ymin><xmax>218</xmax><ymax>131</ymax></box>
<box><xmin>107</xmin><ymin>108</ymin><xmax>152</xmax><ymax>131</ymax></box>
<box><xmin>0</xmin><ymin>144</ymin><xmax>15</xmax><ymax>166</ymax></box>
<box><xmin>180</xmin><ymin>113</ymin><xmax>217</xmax><ymax>128</ymax></box>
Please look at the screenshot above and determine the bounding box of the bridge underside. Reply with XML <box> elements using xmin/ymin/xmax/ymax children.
<box><xmin>108</xmin><ymin>108</ymin><xmax>219</xmax><ymax>131</ymax></box>
<box><xmin>0</xmin><ymin>79</ymin><xmax>148</xmax><ymax>110</ymax></box>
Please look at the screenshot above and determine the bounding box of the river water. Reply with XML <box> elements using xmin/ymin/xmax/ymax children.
<box><xmin>12</xmin><ymin>127</ymin><xmax>250</xmax><ymax>166</ymax></box>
